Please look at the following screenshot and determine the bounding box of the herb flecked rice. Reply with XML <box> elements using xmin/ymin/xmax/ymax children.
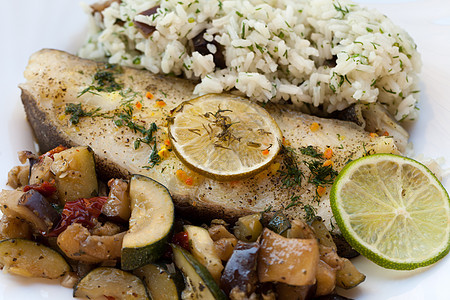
<box><xmin>79</xmin><ymin>0</ymin><xmax>421</xmax><ymax>121</ymax></box>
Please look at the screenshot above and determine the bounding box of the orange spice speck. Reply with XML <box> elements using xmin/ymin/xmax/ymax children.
<box><xmin>146</xmin><ymin>92</ymin><xmax>154</xmax><ymax>99</ymax></box>
<box><xmin>282</xmin><ymin>136</ymin><xmax>291</xmax><ymax>146</ymax></box>
<box><xmin>176</xmin><ymin>169</ymin><xmax>187</xmax><ymax>181</ymax></box>
<box><xmin>185</xmin><ymin>177</ymin><xmax>194</xmax><ymax>186</ymax></box>
<box><xmin>164</xmin><ymin>139</ymin><xmax>171</xmax><ymax>148</ymax></box>
<box><xmin>135</xmin><ymin>101</ymin><xmax>142</xmax><ymax>109</ymax></box>
<box><xmin>155</xmin><ymin>100</ymin><xmax>166</xmax><ymax>108</ymax></box>
<box><xmin>310</xmin><ymin>122</ymin><xmax>320</xmax><ymax>132</ymax></box>
<box><xmin>316</xmin><ymin>186</ymin><xmax>326</xmax><ymax>197</ymax></box>
<box><xmin>158</xmin><ymin>148</ymin><xmax>170</xmax><ymax>159</ymax></box>
<box><xmin>369</xmin><ymin>132</ymin><xmax>379</xmax><ymax>138</ymax></box>
<box><xmin>262</xmin><ymin>149</ymin><xmax>270</xmax><ymax>155</ymax></box>
<box><xmin>323</xmin><ymin>160</ymin><xmax>333</xmax><ymax>167</ymax></box>
<box><xmin>383</xmin><ymin>131</ymin><xmax>390</xmax><ymax>136</ymax></box>
<box><xmin>323</xmin><ymin>147</ymin><xmax>333</xmax><ymax>159</ymax></box>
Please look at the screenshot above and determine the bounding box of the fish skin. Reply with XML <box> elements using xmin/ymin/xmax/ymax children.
<box><xmin>20</xmin><ymin>49</ymin><xmax>399</xmax><ymax>227</ymax></box>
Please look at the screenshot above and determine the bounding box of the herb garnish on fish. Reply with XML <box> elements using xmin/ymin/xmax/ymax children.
<box><xmin>79</xmin><ymin>64</ymin><xmax>123</xmax><ymax>96</ymax></box>
<box><xmin>65</xmin><ymin>103</ymin><xmax>102</xmax><ymax>125</ymax></box>
<box><xmin>66</xmin><ymin>75</ymin><xmax>162</xmax><ymax>168</ymax></box>
<box><xmin>278</xmin><ymin>146</ymin><xmax>304</xmax><ymax>188</ymax></box>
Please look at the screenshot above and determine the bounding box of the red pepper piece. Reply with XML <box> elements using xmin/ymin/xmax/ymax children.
<box><xmin>23</xmin><ymin>180</ymin><xmax>57</xmax><ymax>197</ymax></box>
<box><xmin>48</xmin><ymin>196</ymin><xmax>108</xmax><ymax>237</ymax></box>
<box><xmin>39</xmin><ymin>145</ymin><xmax>68</xmax><ymax>160</ymax></box>
<box><xmin>172</xmin><ymin>231</ymin><xmax>190</xmax><ymax>251</ymax></box>
<box><xmin>163</xmin><ymin>231</ymin><xmax>190</xmax><ymax>259</ymax></box>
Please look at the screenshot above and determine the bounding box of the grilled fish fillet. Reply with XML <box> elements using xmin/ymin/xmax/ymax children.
<box><xmin>20</xmin><ymin>49</ymin><xmax>400</xmax><ymax>228</ymax></box>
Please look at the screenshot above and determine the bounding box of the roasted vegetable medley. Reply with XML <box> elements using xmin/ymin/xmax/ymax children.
<box><xmin>0</xmin><ymin>145</ymin><xmax>365</xmax><ymax>299</ymax></box>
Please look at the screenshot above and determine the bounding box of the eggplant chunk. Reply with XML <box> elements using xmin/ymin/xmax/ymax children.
<box><xmin>7</xmin><ymin>165</ymin><xmax>29</xmax><ymax>188</ymax></box>
<box><xmin>315</xmin><ymin>260</ymin><xmax>337</xmax><ymax>297</ymax></box>
<box><xmin>0</xmin><ymin>238</ymin><xmax>70</xmax><ymax>279</ymax></box>
<box><xmin>134</xmin><ymin>6</ymin><xmax>160</xmax><ymax>38</ymax></box>
<box><xmin>286</xmin><ymin>219</ymin><xmax>316</xmax><ymax>239</ymax></box>
<box><xmin>336</xmin><ymin>258</ymin><xmax>366</xmax><ymax>289</ymax></box>
<box><xmin>208</xmin><ymin>224</ymin><xmax>238</xmax><ymax>261</ymax></box>
<box><xmin>208</xmin><ymin>224</ymin><xmax>236</xmax><ymax>241</ymax></box>
<box><xmin>50</xmin><ymin>146</ymin><xmax>98</xmax><ymax>204</ymax></box>
<box><xmin>29</xmin><ymin>156</ymin><xmax>54</xmax><ymax>185</ymax></box>
<box><xmin>214</xmin><ymin>237</ymin><xmax>237</xmax><ymax>261</ymax></box>
<box><xmin>233</xmin><ymin>213</ymin><xmax>263</xmax><ymax>242</ymax></box>
<box><xmin>310</xmin><ymin>217</ymin><xmax>337</xmax><ymax>250</ymax></box>
<box><xmin>258</xmin><ymin>228</ymin><xmax>319</xmax><ymax>286</ymax></box>
<box><xmin>192</xmin><ymin>30</ymin><xmax>226</xmax><ymax>69</ymax></box>
<box><xmin>0</xmin><ymin>215</ymin><xmax>32</xmax><ymax>240</ymax></box>
<box><xmin>332</xmin><ymin>233</ymin><xmax>360</xmax><ymax>259</ymax></box>
<box><xmin>57</xmin><ymin>223</ymin><xmax>125</xmax><ymax>263</ymax></box>
<box><xmin>19</xmin><ymin>189</ymin><xmax>60</xmax><ymax>232</ymax></box>
<box><xmin>319</xmin><ymin>245</ymin><xmax>344</xmax><ymax>269</ymax></box>
<box><xmin>275</xmin><ymin>283</ymin><xmax>316</xmax><ymax>300</ymax></box>
<box><xmin>73</xmin><ymin>267</ymin><xmax>149</xmax><ymax>299</ymax></box>
<box><xmin>0</xmin><ymin>189</ymin><xmax>58</xmax><ymax>234</ymax></box>
<box><xmin>102</xmin><ymin>178</ymin><xmax>131</xmax><ymax>222</ymax></box>
<box><xmin>221</xmin><ymin>241</ymin><xmax>259</xmax><ymax>296</ymax></box>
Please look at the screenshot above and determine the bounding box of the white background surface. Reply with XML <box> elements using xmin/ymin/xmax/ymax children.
<box><xmin>0</xmin><ymin>0</ymin><xmax>449</xmax><ymax>299</ymax></box>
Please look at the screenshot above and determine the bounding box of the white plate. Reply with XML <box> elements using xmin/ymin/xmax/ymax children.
<box><xmin>1</xmin><ymin>0</ymin><xmax>449</xmax><ymax>299</ymax></box>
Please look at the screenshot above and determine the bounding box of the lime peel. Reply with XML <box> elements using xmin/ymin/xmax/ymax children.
<box><xmin>330</xmin><ymin>153</ymin><xmax>450</xmax><ymax>270</ymax></box>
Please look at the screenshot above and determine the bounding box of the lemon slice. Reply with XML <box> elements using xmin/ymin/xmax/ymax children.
<box><xmin>330</xmin><ymin>153</ymin><xmax>450</xmax><ymax>270</ymax></box>
<box><xmin>168</xmin><ymin>94</ymin><xmax>282</xmax><ymax>181</ymax></box>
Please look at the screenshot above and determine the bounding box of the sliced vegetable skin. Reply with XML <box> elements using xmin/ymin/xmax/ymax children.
<box><xmin>134</xmin><ymin>263</ymin><xmax>184</xmax><ymax>300</ymax></box>
<box><xmin>184</xmin><ymin>225</ymin><xmax>224</xmax><ymax>283</ymax></box>
<box><xmin>0</xmin><ymin>238</ymin><xmax>70</xmax><ymax>279</ymax></box>
<box><xmin>73</xmin><ymin>267</ymin><xmax>149</xmax><ymax>299</ymax></box>
<box><xmin>171</xmin><ymin>244</ymin><xmax>227</xmax><ymax>300</ymax></box>
<box><xmin>121</xmin><ymin>175</ymin><xmax>174</xmax><ymax>270</ymax></box>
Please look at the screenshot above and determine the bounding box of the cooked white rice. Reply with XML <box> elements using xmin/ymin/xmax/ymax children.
<box><xmin>79</xmin><ymin>0</ymin><xmax>421</xmax><ymax>121</ymax></box>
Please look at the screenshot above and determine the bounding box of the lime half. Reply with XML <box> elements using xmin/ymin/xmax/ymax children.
<box><xmin>330</xmin><ymin>153</ymin><xmax>450</xmax><ymax>270</ymax></box>
<box><xmin>168</xmin><ymin>94</ymin><xmax>282</xmax><ymax>181</ymax></box>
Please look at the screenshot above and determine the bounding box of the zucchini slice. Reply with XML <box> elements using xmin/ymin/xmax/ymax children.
<box><xmin>171</xmin><ymin>244</ymin><xmax>227</xmax><ymax>300</ymax></box>
<box><xmin>0</xmin><ymin>238</ymin><xmax>70</xmax><ymax>279</ymax></box>
<box><xmin>73</xmin><ymin>267</ymin><xmax>149</xmax><ymax>299</ymax></box>
<box><xmin>134</xmin><ymin>263</ymin><xmax>184</xmax><ymax>300</ymax></box>
<box><xmin>121</xmin><ymin>175</ymin><xmax>174</xmax><ymax>270</ymax></box>
<box><xmin>184</xmin><ymin>225</ymin><xmax>224</xmax><ymax>283</ymax></box>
